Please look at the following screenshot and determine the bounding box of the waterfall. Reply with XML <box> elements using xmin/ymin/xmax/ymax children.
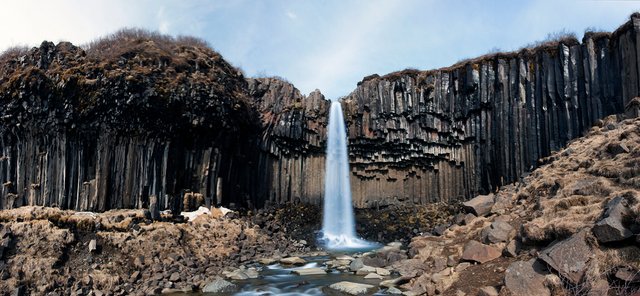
<box><xmin>321</xmin><ymin>101</ymin><xmax>377</xmax><ymax>251</ymax></box>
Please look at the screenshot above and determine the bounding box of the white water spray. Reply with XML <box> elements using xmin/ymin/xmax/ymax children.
<box><xmin>321</xmin><ymin>101</ymin><xmax>377</xmax><ymax>251</ymax></box>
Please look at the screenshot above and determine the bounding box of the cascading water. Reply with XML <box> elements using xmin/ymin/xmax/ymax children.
<box><xmin>320</xmin><ymin>101</ymin><xmax>378</xmax><ymax>251</ymax></box>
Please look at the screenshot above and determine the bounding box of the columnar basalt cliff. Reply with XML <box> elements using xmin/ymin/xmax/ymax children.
<box><xmin>254</xmin><ymin>14</ymin><xmax>640</xmax><ymax>207</ymax></box>
<box><xmin>2</xmin><ymin>16</ymin><xmax>640</xmax><ymax>211</ymax></box>
<box><xmin>0</xmin><ymin>33</ymin><xmax>261</xmax><ymax>211</ymax></box>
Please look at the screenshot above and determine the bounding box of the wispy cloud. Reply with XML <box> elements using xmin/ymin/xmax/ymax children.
<box><xmin>286</xmin><ymin>10</ymin><xmax>297</xmax><ymax>20</ymax></box>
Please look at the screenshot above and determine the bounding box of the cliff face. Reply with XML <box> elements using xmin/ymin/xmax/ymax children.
<box><xmin>247</xmin><ymin>78</ymin><xmax>329</xmax><ymax>205</ymax></box>
<box><xmin>0</xmin><ymin>35</ymin><xmax>261</xmax><ymax>211</ymax></box>
<box><xmin>252</xmin><ymin>14</ymin><xmax>640</xmax><ymax>208</ymax></box>
<box><xmin>2</xmin><ymin>16</ymin><xmax>640</xmax><ymax>211</ymax></box>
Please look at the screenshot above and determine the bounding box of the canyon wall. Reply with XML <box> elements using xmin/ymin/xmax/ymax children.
<box><xmin>0</xmin><ymin>39</ymin><xmax>261</xmax><ymax>211</ymax></box>
<box><xmin>2</xmin><ymin>16</ymin><xmax>640</xmax><ymax>211</ymax></box>
<box><xmin>254</xmin><ymin>14</ymin><xmax>640</xmax><ymax>207</ymax></box>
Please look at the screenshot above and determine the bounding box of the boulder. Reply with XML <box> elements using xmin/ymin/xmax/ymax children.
<box><xmin>504</xmin><ymin>259</ymin><xmax>550</xmax><ymax>296</ymax></box>
<box><xmin>356</xmin><ymin>265</ymin><xmax>378</xmax><ymax>275</ymax></box>
<box><xmin>462</xmin><ymin>194</ymin><xmax>494</xmax><ymax>217</ymax></box>
<box><xmin>538</xmin><ymin>229</ymin><xmax>593</xmax><ymax>284</ymax></box>
<box><xmin>280</xmin><ymin>256</ymin><xmax>307</xmax><ymax>265</ymax></box>
<box><xmin>349</xmin><ymin>258</ymin><xmax>364</xmax><ymax>271</ymax></box>
<box><xmin>481</xmin><ymin>221</ymin><xmax>515</xmax><ymax>244</ymax></box>
<box><xmin>202</xmin><ymin>279</ymin><xmax>238</xmax><ymax>293</ymax></box>
<box><xmin>364</xmin><ymin>273</ymin><xmax>383</xmax><ymax>279</ymax></box>
<box><xmin>323</xmin><ymin>281</ymin><xmax>376</xmax><ymax>296</ymax></box>
<box><xmin>615</xmin><ymin>267</ymin><xmax>640</xmax><ymax>283</ymax></box>
<box><xmin>592</xmin><ymin>196</ymin><xmax>633</xmax><ymax>243</ymax></box>
<box><xmin>460</xmin><ymin>240</ymin><xmax>501</xmax><ymax>264</ymax></box>
<box><xmin>293</xmin><ymin>267</ymin><xmax>326</xmax><ymax>276</ymax></box>
<box><xmin>376</xmin><ymin>267</ymin><xmax>391</xmax><ymax>276</ymax></box>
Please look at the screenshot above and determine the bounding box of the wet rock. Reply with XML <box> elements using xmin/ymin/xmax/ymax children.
<box><xmin>376</xmin><ymin>267</ymin><xmax>391</xmax><ymax>276</ymax></box>
<box><xmin>364</xmin><ymin>273</ymin><xmax>384</xmax><ymax>279</ymax></box>
<box><xmin>387</xmin><ymin>287</ymin><xmax>402</xmax><ymax>294</ymax></box>
<box><xmin>477</xmin><ymin>286</ymin><xmax>499</xmax><ymax>296</ymax></box>
<box><xmin>356</xmin><ymin>265</ymin><xmax>378</xmax><ymax>275</ymax></box>
<box><xmin>293</xmin><ymin>268</ymin><xmax>326</xmax><ymax>276</ymax></box>
<box><xmin>349</xmin><ymin>258</ymin><xmax>364</xmax><ymax>271</ymax></box>
<box><xmin>258</xmin><ymin>258</ymin><xmax>277</xmax><ymax>265</ymax></box>
<box><xmin>592</xmin><ymin>196</ymin><xmax>633</xmax><ymax>243</ymax></box>
<box><xmin>202</xmin><ymin>278</ymin><xmax>238</xmax><ymax>293</ymax></box>
<box><xmin>324</xmin><ymin>281</ymin><xmax>376</xmax><ymax>296</ymax></box>
<box><xmin>462</xmin><ymin>194</ymin><xmax>494</xmax><ymax>217</ymax></box>
<box><xmin>538</xmin><ymin>229</ymin><xmax>593</xmax><ymax>284</ymax></box>
<box><xmin>481</xmin><ymin>221</ymin><xmax>515</xmax><ymax>244</ymax></box>
<box><xmin>504</xmin><ymin>259</ymin><xmax>550</xmax><ymax>296</ymax></box>
<box><xmin>461</xmin><ymin>240</ymin><xmax>501</xmax><ymax>264</ymax></box>
<box><xmin>280</xmin><ymin>257</ymin><xmax>306</xmax><ymax>265</ymax></box>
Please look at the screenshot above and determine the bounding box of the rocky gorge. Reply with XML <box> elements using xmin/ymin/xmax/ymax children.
<box><xmin>0</xmin><ymin>10</ymin><xmax>639</xmax><ymax>296</ymax></box>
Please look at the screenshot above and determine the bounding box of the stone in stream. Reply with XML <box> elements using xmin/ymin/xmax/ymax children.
<box><xmin>293</xmin><ymin>267</ymin><xmax>326</xmax><ymax>276</ymax></box>
<box><xmin>356</xmin><ymin>265</ymin><xmax>377</xmax><ymax>275</ymax></box>
<box><xmin>202</xmin><ymin>278</ymin><xmax>239</xmax><ymax>293</ymax></box>
<box><xmin>364</xmin><ymin>273</ymin><xmax>384</xmax><ymax>279</ymax></box>
<box><xmin>323</xmin><ymin>281</ymin><xmax>376</xmax><ymax>296</ymax></box>
<box><xmin>280</xmin><ymin>256</ymin><xmax>307</xmax><ymax>265</ymax></box>
<box><xmin>349</xmin><ymin>258</ymin><xmax>364</xmax><ymax>271</ymax></box>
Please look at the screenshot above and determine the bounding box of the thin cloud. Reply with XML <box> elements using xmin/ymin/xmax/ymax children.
<box><xmin>286</xmin><ymin>10</ymin><xmax>297</xmax><ymax>20</ymax></box>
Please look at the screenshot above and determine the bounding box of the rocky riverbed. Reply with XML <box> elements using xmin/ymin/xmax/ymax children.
<box><xmin>1</xmin><ymin>116</ymin><xmax>639</xmax><ymax>296</ymax></box>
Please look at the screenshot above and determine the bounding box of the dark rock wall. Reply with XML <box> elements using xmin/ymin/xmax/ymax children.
<box><xmin>0</xmin><ymin>41</ymin><xmax>260</xmax><ymax>211</ymax></box>
<box><xmin>252</xmin><ymin>14</ymin><xmax>640</xmax><ymax>208</ymax></box>
<box><xmin>247</xmin><ymin>78</ymin><xmax>330</xmax><ymax>205</ymax></box>
<box><xmin>2</xmin><ymin>15</ymin><xmax>640</xmax><ymax>211</ymax></box>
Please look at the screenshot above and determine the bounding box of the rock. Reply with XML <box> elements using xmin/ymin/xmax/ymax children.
<box><xmin>504</xmin><ymin>259</ymin><xmax>550</xmax><ymax>296</ymax></box>
<box><xmin>433</xmin><ymin>224</ymin><xmax>449</xmax><ymax>236</ymax></box>
<box><xmin>380</xmin><ymin>277</ymin><xmax>408</xmax><ymax>288</ymax></box>
<box><xmin>349</xmin><ymin>258</ymin><xmax>364</xmax><ymax>271</ymax></box>
<box><xmin>538</xmin><ymin>229</ymin><xmax>593</xmax><ymax>284</ymax></box>
<box><xmin>477</xmin><ymin>286</ymin><xmax>499</xmax><ymax>296</ymax></box>
<box><xmin>149</xmin><ymin>195</ymin><xmax>161</xmax><ymax>221</ymax></box>
<box><xmin>607</xmin><ymin>142</ymin><xmax>629</xmax><ymax>155</ymax></box>
<box><xmin>293</xmin><ymin>268</ymin><xmax>326</xmax><ymax>276</ymax></box>
<box><xmin>224</xmin><ymin>269</ymin><xmax>249</xmax><ymax>280</ymax></box>
<box><xmin>387</xmin><ymin>287</ymin><xmax>403</xmax><ymax>294</ymax></box>
<box><xmin>462</xmin><ymin>213</ymin><xmax>477</xmax><ymax>225</ymax></box>
<box><xmin>592</xmin><ymin>196</ymin><xmax>633</xmax><ymax>243</ymax></box>
<box><xmin>258</xmin><ymin>258</ymin><xmax>277</xmax><ymax>265</ymax></box>
<box><xmin>455</xmin><ymin>262</ymin><xmax>471</xmax><ymax>272</ymax></box>
<box><xmin>364</xmin><ymin>273</ymin><xmax>384</xmax><ymax>279</ymax></box>
<box><xmin>169</xmin><ymin>272</ymin><xmax>180</xmax><ymax>282</ymax></box>
<box><xmin>502</xmin><ymin>239</ymin><xmax>519</xmax><ymax>257</ymax></box>
<box><xmin>202</xmin><ymin>279</ymin><xmax>238</xmax><ymax>293</ymax></box>
<box><xmin>88</xmin><ymin>239</ymin><xmax>97</xmax><ymax>253</ymax></box>
<box><xmin>323</xmin><ymin>281</ymin><xmax>376</xmax><ymax>296</ymax></box>
<box><xmin>376</xmin><ymin>267</ymin><xmax>391</xmax><ymax>276</ymax></box>
<box><xmin>446</xmin><ymin>255</ymin><xmax>457</xmax><ymax>267</ymax></box>
<box><xmin>336</xmin><ymin>255</ymin><xmax>355</xmax><ymax>261</ymax></box>
<box><xmin>481</xmin><ymin>221</ymin><xmax>515</xmax><ymax>243</ymax></box>
<box><xmin>460</xmin><ymin>240</ymin><xmax>501</xmax><ymax>264</ymax></box>
<box><xmin>130</xmin><ymin>271</ymin><xmax>140</xmax><ymax>282</ymax></box>
<box><xmin>356</xmin><ymin>265</ymin><xmax>378</xmax><ymax>275</ymax></box>
<box><xmin>615</xmin><ymin>267</ymin><xmax>640</xmax><ymax>283</ymax></box>
<box><xmin>462</xmin><ymin>194</ymin><xmax>495</xmax><ymax>217</ymax></box>
<box><xmin>280</xmin><ymin>256</ymin><xmax>306</xmax><ymax>265</ymax></box>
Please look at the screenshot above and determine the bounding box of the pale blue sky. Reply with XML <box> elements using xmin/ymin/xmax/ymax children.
<box><xmin>1</xmin><ymin>1</ymin><xmax>639</xmax><ymax>98</ymax></box>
